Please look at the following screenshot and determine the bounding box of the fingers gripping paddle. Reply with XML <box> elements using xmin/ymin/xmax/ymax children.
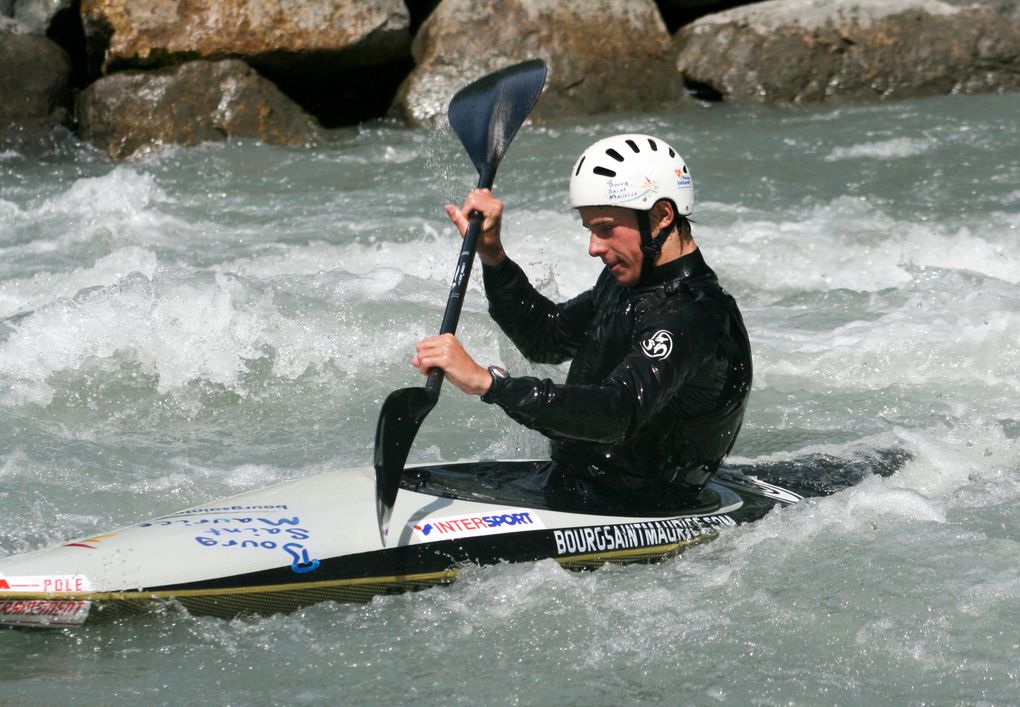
<box><xmin>373</xmin><ymin>60</ymin><xmax>547</xmax><ymax>544</ymax></box>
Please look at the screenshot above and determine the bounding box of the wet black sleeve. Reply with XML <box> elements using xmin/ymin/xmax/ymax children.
<box><xmin>482</xmin><ymin>258</ymin><xmax>596</xmax><ymax>364</ymax></box>
<box><xmin>484</xmin><ymin>305</ymin><xmax>718</xmax><ymax>444</ymax></box>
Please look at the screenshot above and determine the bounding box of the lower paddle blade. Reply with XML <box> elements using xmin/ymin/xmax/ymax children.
<box><xmin>374</xmin><ymin>386</ymin><xmax>437</xmax><ymax>544</ymax></box>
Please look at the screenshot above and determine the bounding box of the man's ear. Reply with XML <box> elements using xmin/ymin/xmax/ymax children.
<box><xmin>651</xmin><ymin>199</ymin><xmax>676</xmax><ymax>234</ymax></box>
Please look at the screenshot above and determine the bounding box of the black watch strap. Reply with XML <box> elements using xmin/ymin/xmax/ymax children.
<box><xmin>481</xmin><ymin>365</ymin><xmax>509</xmax><ymax>403</ymax></box>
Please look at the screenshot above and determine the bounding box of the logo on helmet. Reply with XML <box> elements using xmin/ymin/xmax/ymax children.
<box><xmin>607</xmin><ymin>178</ymin><xmax>638</xmax><ymax>202</ymax></box>
<box><xmin>641</xmin><ymin>330</ymin><xmax>674</xmax><ymax>360</ymax></box>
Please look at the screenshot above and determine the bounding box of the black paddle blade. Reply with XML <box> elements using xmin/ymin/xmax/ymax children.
<box><xmin>374</xmin><ymin>386</ymin><xmax>437</xmax><ymax>542</ymax></box>
<box><xmin>448</xmin><ymin>59</ymin><xmax>547</xmax><ymax>186</ymax></box>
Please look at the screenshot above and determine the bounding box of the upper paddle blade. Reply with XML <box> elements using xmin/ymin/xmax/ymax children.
<box><xmin>374</xmin><ymin>386</ymin><xmax>437</xmax><ymax>542</ymax></box>
<box><xmin>448</xmin><ymin>59</ymin><xmax>547</xmax><ymax>184</ymax></box>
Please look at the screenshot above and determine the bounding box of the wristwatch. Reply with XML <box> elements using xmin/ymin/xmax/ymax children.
<box><xmin>481</xmin><ymin>365</ymin><xmax>509</xmax><ymax>403</ymax></box>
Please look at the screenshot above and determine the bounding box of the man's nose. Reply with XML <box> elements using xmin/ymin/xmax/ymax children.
<box><xmin>588</xmin><ymin>233</ymin><xmax>605</xmax><ymax>258</ymax></box>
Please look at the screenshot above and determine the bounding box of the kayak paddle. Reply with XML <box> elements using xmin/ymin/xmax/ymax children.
<box><xmin>373</xmin><ymin>59</ymin><xmax>548</xmax><ymax>545</ymax></box>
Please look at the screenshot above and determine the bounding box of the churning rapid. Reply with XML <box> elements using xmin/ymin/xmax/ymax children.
<box><xmin>1</xmin><ymin>92</ymin><xmax>1018</xmax><ymax>703</ymax></box>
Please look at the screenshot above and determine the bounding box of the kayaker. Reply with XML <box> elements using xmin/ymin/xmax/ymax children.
<box><xmin>411</xmin><ymin>134</ymin><xmax>752</xmax><ymax>511</ymax></box>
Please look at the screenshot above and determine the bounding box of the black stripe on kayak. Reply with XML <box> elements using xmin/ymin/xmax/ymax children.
<box><xmin>142</xmin><ymin>510</ymin><xmax>742</xmax><ymax>594</ymax></box>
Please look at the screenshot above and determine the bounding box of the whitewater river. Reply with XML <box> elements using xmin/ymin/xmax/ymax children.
<box><xmin>1</xmin><ymin>92</ymin><xmax>1018</xmax><ymax>704</ymax></box>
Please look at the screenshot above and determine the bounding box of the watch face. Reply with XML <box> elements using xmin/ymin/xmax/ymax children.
<box><xmin>488</xmin><ymin>365</ymin><xmax>509</xmax><ymax>380</ymax></box>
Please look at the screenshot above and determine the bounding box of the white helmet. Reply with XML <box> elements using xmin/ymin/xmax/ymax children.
<box><xmin>569</xmin><ymin>134</ymin><xmax>694</xmax><ymax>215</ymax></box>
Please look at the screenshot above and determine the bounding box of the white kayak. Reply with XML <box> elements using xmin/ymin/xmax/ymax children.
<box><xmin>0</xmin><ymin>460</ymin><xmax>801</xmax><ymax>628</ymax></box>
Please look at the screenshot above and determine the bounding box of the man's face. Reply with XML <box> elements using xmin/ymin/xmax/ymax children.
<box><xmin>579</xmin><ymin>206</ymin><xmax>643</xmax><ymax>287</ymax></box>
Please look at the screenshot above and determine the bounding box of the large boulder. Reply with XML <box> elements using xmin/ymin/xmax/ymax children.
<box><xmin>674</xmin><ymin>0</ymin><xmax>1020</xmax><ymax>104</ymax></box>
<box><xmin>392</xmin><ymin>0</ymin><xmax>686</xmax><ymax>127</ymax></box>
<box><xmin>80</xmin><ymin>0</ymin><xmax>410</xmax><ymax>73</ymax></box>
<box><xmin>75</xmin><ymin>59</ymin><xmax>323</xmax><ymax>160</ymax></box>
<box><xmin>0</xmin><ymin>30</ymin><xmax>71</xmax><ymax>149</ymax></box>
<box><xmin>79</xmin><ymin>0</ymin><xmax>412</xmax><ymax>125</ymax></box>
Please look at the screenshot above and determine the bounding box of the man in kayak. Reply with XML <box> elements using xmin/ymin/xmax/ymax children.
<box><xmin>411</xmin><ymin>134</ymin><xmax>752</xmax><ymax>511</ymax></box>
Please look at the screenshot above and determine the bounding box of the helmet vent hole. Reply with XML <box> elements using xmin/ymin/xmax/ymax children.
<box><xmin>668</xmin><ymin>147</ymin><xmax>676</xmax><ymax>158</ymax></box>
<box><xmin>625</xmin><ymin>139</ymin><xmax>639</xmax><ymax>153</ymax></box>
<box><xmin>574</xmin><ymin>156</ymin><xmax>586</xmax><ymax>176</ymax></box>
<box><xmin>605</xmin><ymin>148</ymin><xmax>624</xmax><ymax>162</ymax></box>
<box><xmin>593</xmin><ymin>166</ymin><xmax>617</xmax><ymax>178</ymax></box>
<box><xmin>648</xmin><ymin>139</ymin><xmax>658</xmax><ymax>151</ymax></box>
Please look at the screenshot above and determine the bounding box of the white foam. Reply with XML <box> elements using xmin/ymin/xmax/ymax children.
<box><xmin>0</xmin><ymin>266</ymin><xmax>421</xmax><ymax>406</ymax></box>
<box><xmin>754</xmin><ymin>272</ymin><xmax>1020</xmax><ymax>395</ymax></box>
<box><xmin>0</xmin><ymin>246</ymin><xmax>159</xmax><ymax>318</ymax></box>
<box><xmin>900</xmin><ymin>226</ymin><xmax>1019</xmax><ymax>285</ymax></box>
<box><xmin>706</xmin><ymin>196</ymin><xmax>914</xmax><ymax>294</ymax></box>
<box><xmin>225</xmin><ymin>228</ymin><xmax>452</xmax><ymax>286</ymax></box>
<box><xmin>38</xmin><ymin>165</ymin><xmax>173</xmax><ymax>219</ymax></box>
<box><xmin>892</xmin><ymin>422</ymin><xmax>1020</xmax><ymax>498</ymax></box>
<box><xmin>1</xmin><ymin>166</ymin><xmax>186</xmax><ymax>257</ymax></box>
<box><xmin>213</xmin><ymin>207</ymin><xmax>600</xmax><ymax>309</ymax></box>
<box><xmin>825</xmin><ymin>138</ymin><xmax>935</xmax><ymax>161</ymax></box>
<box><xmin>844</xmin><ymin>480</ymin><xmax>945</xmax><ymax>523</ymax></box>
<box><xmin>706</xmin><ymin>196</ymin><xmax>1020</xmax><ymax>297</ymax></box>
<box><xmin>716</xmin><ymin>475</ymin><xmax>946</xmax><ymax>572</ymax></box>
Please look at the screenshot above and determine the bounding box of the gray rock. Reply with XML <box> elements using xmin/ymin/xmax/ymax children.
<box><xmin>0</xmin><ymin>31</ymin><xmax>71</xmax><ymax>149</ymax></box>
<box><xmin>674</xmin><ymin>0</ymin><xmax>1020</xmax><ymax>104</ymax></box>
<box><xmin>12</xmin><ymin>0</ymin><xmax>72</xmax><ymax>34</ymax></box>
<box><xmin>392</xmin><ymin>0</ymin><xmax>686</xmax><ymax>127</ymax></box>
<box><xmin>75</xmin><ymin>59</ymin><xmax>323</xmax><ymax>160</ymax></box>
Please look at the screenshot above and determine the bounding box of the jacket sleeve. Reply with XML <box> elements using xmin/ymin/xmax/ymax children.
<box><xmin>482</xmin><ymin>257</ymin><xmax>596</xmax><ymax>364</ymax></box>
<box><xmin>484</xmin><ymin>305</ymin><xmax>718</xmax><ymax>444</ymax></box>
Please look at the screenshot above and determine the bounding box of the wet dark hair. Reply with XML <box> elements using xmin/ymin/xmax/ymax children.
<box><xmin>678</xmin><ymin>215</ymin><xmax>694</xmax><ymax>241</ymax></box>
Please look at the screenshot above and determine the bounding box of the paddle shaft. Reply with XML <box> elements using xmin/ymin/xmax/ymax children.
<box><xmin>426</xmin><ymin>166</ymin><xmax>495</xmax><ymax>396</ymax></box>
<box><xmin>373</xmin><ymin>60</ymin><xmax>547</xmax><ymax>545</ymax></box>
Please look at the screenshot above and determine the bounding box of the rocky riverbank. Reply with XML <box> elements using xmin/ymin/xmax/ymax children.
<box><xmin>2</xmin><ymin>0</ymin><xmax>1019</xmax><ymax>160</ymax></box>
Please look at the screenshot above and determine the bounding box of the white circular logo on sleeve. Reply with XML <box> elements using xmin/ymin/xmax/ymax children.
<box><xmin>640</xmin><ymin>330</ymin><xmax>673</xmax><ymax>360</ymax></box>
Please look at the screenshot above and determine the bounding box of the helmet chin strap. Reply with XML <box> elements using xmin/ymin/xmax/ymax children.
<box><xmin>636</xmin><ymin>210</ymin><xmax>675</xmax><ymax>285</ymax></box>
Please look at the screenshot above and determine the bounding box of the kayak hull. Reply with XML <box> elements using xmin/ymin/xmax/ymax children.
<box><xmin>0</xmin><ymin>461</ymin><xmax>800</xmax><ymax>628</ymax></box>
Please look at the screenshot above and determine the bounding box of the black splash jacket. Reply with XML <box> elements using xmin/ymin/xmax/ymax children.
<box><xmin>481</xmin><ymin>249</ymin><xmax>752</xmax><ymax>497</ymax></box>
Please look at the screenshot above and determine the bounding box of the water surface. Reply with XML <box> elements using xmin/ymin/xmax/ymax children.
<box><xmin>1</xmin><ymin>93</ymin><xmax>1018</xmax><ymax>704</ymax></box>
